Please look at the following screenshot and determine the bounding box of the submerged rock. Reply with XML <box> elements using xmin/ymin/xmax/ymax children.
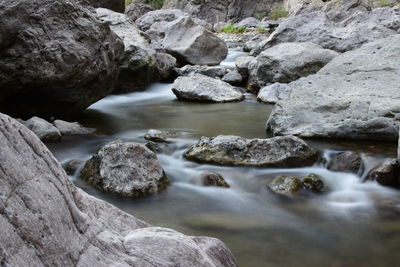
<box><xmin>327</xmin><ymin>151</ymin><xmax>362</xmax><ymax>174</ymax></box>
<box><xmin>53</xmin><ymin>120</ymin><xmax>95</xmax><ymax>135</ymax></box>
<box><xmin>202</xmin><ymin>172</ymin><xmax>230</xmax><ymax>188</ymax></box>
<box><xmin>185</xmin><ymin>135</ymin><xmax>318</xmax><ymax>167</ymax></box>
<box><xmin>369</xmin><ymin>158</ymin><xmax>400</xmax><ymax>186</ymax></box>
<box><xmin>303</xmin><ymin>173</ymin><xmax>325</xmax><ymax>193</ymax></box>
<box><xmin>62</xmin><ymin>159</ymin><xmax>85</xmax><ymax>176</ymax></box>
<box><xmin>0</xmin><ymin>112</ymin><xmax>238</xmax><ymax>266</ymax></box>
<box><xmin>268</xmin><ymin>176</ymin><xmax>302</xmax><ymax>194</ymax></box>
<box><xmin>80</xmin><ymin>140</ymin><xmax>169</xmax><ymax>198</ymax></box>
<box><xmin>172</xmin><ymin>74</ymin><xmax>245</xmax><ymax>102</ymax></box>
<box><xmin>23</xmin><ymin>117</ymin><xmax>61</xmax><ymax>141</ymax></box>
<box><xmin>0</xmin><ymin>0</ymin><xmax>124</xmax><ymax>118</ymax></box>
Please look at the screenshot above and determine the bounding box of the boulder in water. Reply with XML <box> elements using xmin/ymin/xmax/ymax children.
<box><xmin>222</xmin><ymin>70</ymin><xmax>243</xmax><ymax>86</ymax></box>
<box><xmin>202</xmin><ymin>172</ymin><xmax>230</xmax><ymax>188</ymax></box>
<box><xmin>53</xmin><ymin>120</ymin><xmax>95</xmax><ymax>135</ymax></box>
<box><xmin>303</xmin><ymin>173</ymin><xmax>325</xmax><ymax>193</ymax></box>
<box><xmin>369</xmin><ymin>158</ymin><xmax>400</xmax><ymax>186</ymax></box>
<box><xmin>257</xmin><ymin>83</ymin><xmax>291</xmax><ymax>104</ymax></box>
<box><xmin>175</xmin><ymin>65</ymin><xmax>229</xmax><ymax>78</ymax></box>
<box><xmin>23</xmin><ymin>117</ymin><xmax>61</xmax><ymax>142</ymax></box>
<box><xmin>327</xmin><ymin>151</ymin><xmax>362</xmax><ymax>174</ymax></box>
<box><xmin>268</xmin><ymin>176</ymin><xmax>302</xmax><ymax>194</ymax></box>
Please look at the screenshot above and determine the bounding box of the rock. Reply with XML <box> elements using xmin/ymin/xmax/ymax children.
<box><xmin>202</xmin><ymin>172</ymin><xmax>230</xmax><ymax>188</ymax></box>
<box><xmin>62</xmin><ymin>159</ymin><xmax>85</xmax><ymax>176</ymax></box>
<box><xmin>303</xmin><ymin>173</ymin><xmax>325</xmax><ymax>193</ymax></box>
<box><xmin>235</xmin><ymin>56</ymin><xmax>255</xmax><ymax>79</ymax></box>
<box><xmin>175</xmin><ymin>65</ymin><xmax>229</xmax><ymax>78</ymax></box>
<box><xmin>0</xmin><ymin>0</ymin><xmax>124</xmax><ymax>118</ymax></box>
<box><xmin>144</xmin><ymin>129</ymin><xmax>176</xmax><ymax>143</ymax></box>
<box><xmin>53</xmin><ymin>120</ymin><xmax>95</xmax><ymax>135</ymax></box>
<box><xmin>85</xmin><ymin>0</ymin><xmax>125</xmax><ymax>12</ymax></box>
<box><xmin>266</xmin><ymin>35</ymin><xmax>400</xmax><ymax>141</ymax></box>
<box><xmin>125</xmin><ymin>2</ymin><xmax>154</xmax><ymax>22</ymax></box>
<box><xmin>213</xmin><ymin>21</ymin><xmax>229</xmax><ymax>32</ymax></box>
<box><xmin>172</xmin><ymin>74</ymin><xmax>245</xmax><ymax>102</ymax></box>
<box><xmin>23</xmin><ymin>117</ymin><xmax>61</xmax><ymax>141</ymax></box>
<box><xmin>369</xmin><ymin>158</ymin><xmax>400</xmax><ymax>186</ymax></box>
<box><xmin>327</xmin><ymin>151</ymin><xmax>362</xmax><ymax>174</ymax></box>
<box><xmin>185</xmin><ymin>135</ymin><xmax>318</xmax><ymax>167</ymax></box>
<box><xmin>236</xmin><ymin>17</ymin><xmax>261</xmax><ymax>27</ymax></box>
<box><xmin>137</xmin><ymin>10</ymin><xmax>227</xmax><ymax>65</ymax></box>
<box><xmin>243</xmin><ymin>34</ymin><xmax>269</xmax><ymax>53</ymax></box>
<box><xmin>257</xmin><ymin>83</ymin><xmax>291</xmax><ymax>104</ymax></box>
<box><xmin>96</xmin><ymin>8</ymin><xmax>159</xmax><ymax>93</ymax></box>
<box><xmin>80</xmin><ymin>140</ymin><xmax>169</xmax><ymax>198</ymax></box>
<box><xmin>248</xmin><ymin>42</ymin><xmax>339</xmax><ymax>91</ymax></box>
<box><xmin>222</xmin><ymin>70</ymin><xmax>243</xmax><ymax>86</ymax></box>
<box><xmin>145</xmin><ymin>141</ymin><xmax>162</xmax><ymax>153</ymax></box>
<box><xmin>254</xmin><ymin>5</ymin><xmax>400</xmax><ymax>54</ymax></box>
<box><xmin>0</xmin><ymin>112</ymin><xmax>238</xmax><ymax>266</ymax></box>
<box><xmin>156</xmin><ymin>53</ymin><xmax>177</xmax><ymax>80</ymax></box>
<box><xmin>268</xmin><ymin>176</ymin><xmax>302</xmax><ymax>194</ymax></box>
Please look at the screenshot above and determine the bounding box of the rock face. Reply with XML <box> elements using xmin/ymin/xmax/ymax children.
<box><xmin>185</xmin><ymin>135</ymin><xmax>318</xmax><ymax>167</ymax></box>
<box><xmin>172</xmin><ymin>74</ymin><xmax>245</xmax><ymax>102</ymax></box>
<box><xmin>327</xmin><ymin>151</ymin><xmax>362</xmax><ymax>174</ymax></box>
<box><xmin>0</xmin><ymin>0</ymin><xmax>124</xmax><ymax>118</ymax></box>
<box><xmin>125</xmin><ymin>2</ymin><xmax>154</xmax><ymax>21</ymax></box>
<box><xmin>248</xmin><ymin>42</ymin><xmax>339</xmax><ymax>91</ymax></box>
<box><xmin>0</xmin><ymin>113</ymin><xmax>238</xmax><ymax>266</ymax></box>
<box><xmin>80</xmin><ymin>140</ymin><xmax>169</xmax><ymax>198</ymax></box>
<box><xmin>267</xmin><ymin>35</ymin><xmax>400</xmax><ymax>141</ymax></box>
<box><xmin>268</xmin><ymin>176</ymin><xmax>302</xmax><ymax>194</ymax></box>
<box><xmin>369</xmin><ymin>158</ymin><xmax>400</xmax><ymax>185</ymax></box>
<box><xmin>254</xmin><ymin>4</ymin><xmax>400</xmax><ymax>54</ymax></box>
<box><xmin>86</xmin><ymin>0</ymin><xmax>125</xmax><ymax>12</ymax></box>
<box><xmin>136</xmin><ymin>9</ymin><xmax>227</xmax><ymax>65</ymax></box>
<box><xmin>23</xmin><ymin>117</ymin><xmax>61</xmax><ymax>141</ymax></box>
<box><xmin>96</xmin><ymin>8</ymin><xmax>159</xmax><ymax>93</ymax></box>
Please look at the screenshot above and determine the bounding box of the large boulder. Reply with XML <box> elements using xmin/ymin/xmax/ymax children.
<box><xmin>85</xmin><ymin>0</ymin><xmax>125</xmax><ymax>12</ymax></box>
<box><xmin>253</xmin><ymin>4</ymin><xmax>400</xmax><ymax>54</ymax></box>
<box><xmin>172</xmin><ymin>74</ymin><xmax>245</xmax><ymax>102</ymax></box>
<box><xmin>266</xmin><ymin>35</ymin><xmax>400</xmax><ymax>141</ymax></box>
<box><xmin>96</xmin><ymin>8</ymin><xmax>159</xmax><ymax>93</ymax></box>
<box><xmin>0</xmin><ymin>0</ymin><xmax>124</xmax><ymax>118</ymax></box>
<box><xmin>23</xmin><ymin>117</ymin><xmax>61</xmax><ymax>141</ymax></box>
<box><xmin>185</xmin><ymin>135</ymin><xmax>318</xmax><ymax>167</ymax></box>
<box><xmin>136</xmin><ymin>9</ymin><xmax>228</xmax><ymax>65</ymax></box>
<box><xmin>80</xmin><ymin>140</ymin><xmax>169</xmax><ymax>198</ymax></box>
<box><xmin>0</xmin><ymin>113</ymin><xmax>238</xmax><ymax>266</ymax></box>
<box><xmin>257</xmin><ymin>83</ymin><xmax>291</xmax><ymax>104</ymax></box>
<box><xmin>125</xmin><ymin>2</ymin><xmax>155</xmax><ymax>21</ymax></box>
<box><xmin>247</xmin><ymin>42</ymin><xmax>339</xmax><ymax>91</ymax></box>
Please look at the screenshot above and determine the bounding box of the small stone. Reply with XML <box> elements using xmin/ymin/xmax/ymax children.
<box><xmin>144</xmin><ymin>129</ymin><xmax>176</xmax><ymax>143</ymax></box>
<box><xmin>23</xmin><ymin>117</ymin><xmax>61</xmax><ymax>141</ymax></box>
<box><xmin>327</xmin><ymin>151</ymin><xmax>362</xmax><ymax>173</ymax></box>
<box><xmin>268</xmin><ymin>176</ymin><xmax>302</xmax><ymax>194</ymax></box>
<box><xmin>203</xmin><ymin>172</ymin><xmax>230</xmax><ymax>188</ymax></box>
<box><xmin>145</xmin><ymin>141</ymin><xmax>162</xmax><ymax>153</ymax></box>
<box><xmin>53</xmin><ymin>120</ymin><xmax>95</xmax><ymax>135</ymax></box>
<box><xmin>303</xmin><ymin>173</ymin><xmax>325</xmax><ymax>193</ymax></box>
<box><xmin>369</xmin><ymin>158</ymin><xmax>400</xmax><ymax>186</ymax></box>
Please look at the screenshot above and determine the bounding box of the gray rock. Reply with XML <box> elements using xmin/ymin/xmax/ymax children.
<box><xmin>156</xmin><ymin>53</ymin><xmax>177</xmax><ymax>80</ymax></box>
<box><xmin>185</xmin><ymin>135</ymin><xmax>318</xmax><ymax>167</ymax></box>
<box><xmin>235</xmin><ymin>56</ymin><xmax>255</xmax><ymax>79</ymax></box>
<box><xmin>85</xmin><ymin>0</ymin><xmax>125</xmax><ymax>12</ymax></box>
<box><xmin>254</xmin><ymin>5</ymin><xmax>400</xmax><ymax>54</ymax></box>
<box><xmin>144</xmin><ymin>129</ymin><xmax>176</xmax><ymax>143</ymax></box>
<box><xmin>213</xmin><ymin>21</ymin><xmax>229</xmax><ymax>32</ymax></box>
<box><xmin>303</xmin><ymin>173</ymin><xmax>325</xmax><ymax>193</ymax></box>
<box><xmin>266</xmin><ymin>35</ymin><xmax>400</xmax><ymax>141</ymax></box>
<box><xmin>96</xmin><ymin>8</ymin><xmax>159</xmax><ymax>93</ymax></box>
<box><xmin>369</xmin><ymin>158</ymin><xmax>400</xmax><ymax>186</ymax></box>
<box><xmin>248</xmin><ymin>42</ymin><xmax>339</xmax><ymax>91</ymax></box>
<box><xmin>172</xmin><ymin>74</ymin><xmax>245</xmax><ymax>102</ymax></box>
<box><xmin>236</xmin><ymin>17</ymin><xmax>261</xmax><ymax>27</ymax></box>
<box><xmin>175</xmin><ymin>65</ymin><xmax>229</xmax><ymax>78</ymax></box>
<box><xmin>257</xmin><ymin>83</ymin><xmax>291</xmax><ymax>104</ymax></box>
<box><xmin>268</xmin><ymin>176</ymin><xmax>302</xmax><ymax>194</ymax></box>
<box><xmin>53</xmin><ymin>120</ymin><xmax>95</xmax><ymax>135</ymax></box>
<box><xmin>327</xmin><ymin>151</ymin><xmax>362</xmax><ymax>174</ymax></box>
<box><xmin>0</xmin><ymin>112</ymin><xmax>238</xmax><ymax>266</ymax></box>
<box><xmin>243</xmin><ymin>34</ymin><xmax>269</xmax><ymax>52</ymax></box>
<box><xmin>80</xmin><ymin>140</ymin><xmax>169</xmax><ymax>198</ymax></box>
<box><xmin>23</xmin><ymin>117</ymin><xmax>61</xmax><ymax>141</ymax></box>
<box><xmin>0</xmin><ymin>0</ymin><xmax>124</xmax><ymax>118</ymax></box>
<box><xmin>202</xmin><ymin>172</ymin><xmax>230</xmax><ymax>188</ymax></box>
<box><xmin>222</xmin><ymin>70</ymin><xmax>243</xmax><ymax>86</ymax></box>
<box><xmin>62</xmin><ymin>159</ymin><xmax>85</xmax><ymax>176</ymax></box>
<box><xmin>125</xmin><ymin>2</ymin><xmax>154</xmax><ymax>22</ymax></box>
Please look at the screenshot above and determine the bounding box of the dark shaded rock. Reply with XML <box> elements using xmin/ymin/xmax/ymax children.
<box><xmin>145</xmin><ymin>141</ymin><xmax>162</xmax><ymax>153</ymax></box>
<box><xmin>222</xmin><ymin>70</ymin><xmax>243</xmax><ymax>86</ymax></box>
<box><xmin>0</xmin><ymin>112</ymin><xmax>238</xmax><ymax>266</ymax></box>
<box><xmin>235</xmin><ymin>56</ymin><xmax>255</xmax><ymax>80</ymax></box>
<box><xmin>203</xmin><ymin>172</ymin><xmax>230</xmax><ymax>188</ymax></box>
<box><xmin>80</xmin><ymin>140</ymin><xmax>169</xmax><ymax>198</ymax></box>
<box><xmin>369</xmin><ymin>158</ymin><xmax>400</xmax><ymax>186</ymax></box>
<box><xmin>125</xmin><ymin>2</ymin><xmax>154</xmax><ymax>21</ymax></box>
<box><xmin>156</xmin><ymin>53</ymin><xmax>177</xmax><ymax>80</ymax></box>
<box><xmin>62</xmin><ymin>159</ymin><xmax>85</xmax><ymax>176</ymax></box>
<box><xmin>53</xmin><ymin>120</ymin><xmax>95</xmax><ymax>135</ymax></box>
<box><xmin>23</xmin><ymin>117</ymin><xmax>61</xmax><ymax>141</ymax></box>
<box><xmin>0</xmin><ymin>0</ymin><xmax>124</xmax><ymax>118</ymax></box>
<box><xmin>303</xmin><ymin>173</ymin><xmax>325</xmax><ymax>193</ymax></box>
<box><xmin>86</xmin><ymin>0</ymin><xmax>125</xmax><ymax>12</ymax></box>
<box><xmin>327</xmin><ymin>151</ymin><xmax>362</xmax><ymax>173</ymax></box>
<box><xmin>185</xmin><ymin>135</ymin><xmax>318</xmax><ymax>167</ymax></box>
<box><xmin>268</xmin><ymin>176</ymin><xmax>302</xmax><ymax>194</ymax></box>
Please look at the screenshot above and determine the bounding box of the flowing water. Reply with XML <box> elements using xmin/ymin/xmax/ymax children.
<box><xmin>47</xmin><ymin>49</ymin><xmax>400</xmax><ymax>267</ymax></box>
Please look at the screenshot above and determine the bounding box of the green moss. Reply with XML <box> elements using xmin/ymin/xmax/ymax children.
<box><xmin>219</xmin><ymin>24</ymin><xmax>247</xmax><ymax>34</ymax></box>
<box><xmin>374</xmin><ymin>0</ymin><xmax>394</xmax><ymax>7</ymax></box>
<box><xmin>269</xmin><ymin>7</ymin><xmax>289</xmax><ymax>20</ymax></box>
<box><xmin>256</xmin><ymin>26</ymin><xmax>267</xmax><ymax>34</ymax></box>
<box><xmin>253</xmin><ymin>12</ymin><xmax>267</xmax><ymax>20</ymax></box>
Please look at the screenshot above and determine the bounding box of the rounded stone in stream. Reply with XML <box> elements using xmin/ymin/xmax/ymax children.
<box><xmin>185</xmin><ymin>135</ymin><xmax>318</xmax><ymax>167</ymax></box>
<box><xmin>369</xmin><ymin>158</ymin><xmax>400</xmax><ymax>186</ymax></box>
<box><xmin>80</xmin><ymin>140</ymin><xmax>169</xmax><ymax>198</ymax></box>
<box><xmin>202</xmin><ymin>172</ymin><xmax>230</xmax><ymax>188</ymax></box>
<box><xmin>303</xmin><ymin>173</ymin><xmax>325</xmax><ymax>193</ymax></box>
<box><xmin>268</xmin><ymin>176</ymin><xmax>302</xmax><ymax>194</ymax></box>
<box><xmin>327</xmin><ymin>151</ymin><xmax>362</xmax><ymax>174</ymax></box>
<box><xmin>62</xmin><ymin>159</ymin><xmax>85</xmax><ymax>176</ymax></box>
<box><xmin>144</xmin><ymin>129</ymin><xmax>175</xmax><ymax>143</ymax></box>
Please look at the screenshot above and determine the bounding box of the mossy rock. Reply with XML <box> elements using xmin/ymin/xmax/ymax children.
<box><xmin>303</xmin><ymin>173</ymin><xmax>325</xmax><ymax>193</ymax></box>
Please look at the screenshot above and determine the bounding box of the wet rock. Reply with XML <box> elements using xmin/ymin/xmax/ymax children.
<box><xmin>257</xmin><ymin>83</ymin><xmax>291</xmax><ymax>104</ymax></box>
<box><xmin>185</xmin><ymin>135</ymin><xmax>318</xmax><ymax>167</ymax></box>
<box><xmin>23</xmin><ymin>117</ymin><xmax>61</xmax><ymax>141</ymax></box>
<box><xmin>0</xmin><ymin>112</ymin><xmax>238</xmax><ymax>266</ymax></box>
<box><xmin>175</xmin><ymin>65</ymin><xmax>229</xmax><ymax>79</ymax></box>
<box><xmin>62</xmin><ymin>159</ymin><xmax>85</xmax><ymax>176</ymax></box>
<box><xmin>202</xmin><ymin>172</ymin><xmax>230</xmax><ymax>188</ymax></box>
<box><xmin>80</xmin><ymin>140</ymin><xmax>169</xmax><ymax>198</ymax></box>
<box><xmin>248</xmin><ymin>42</ymin><xmax>339</xmax><ymax>91</ymax></box>
<box><xmin>303</xmin><ymin>173</ymin><xmax>325</xmax><ymax>193</ymax></box>
<box><xmin>266</xmin><ymin>35</ymin><xmax>400</xmax><ymax>141</ymax></box>
<box><xmin>327</xmin><ymin>151</ymin><xmax>362</xmax><ymax>174</ymax></box>
<box><xmin>144</xmin><ymin>129</ymin><xmax>175</xmax><ymax>143</ymax></box>
<box><xmin>145</xmin><ymin>141</ymin><xmax>162</xmax><ymax>153</ymax></box>
<box><xmin>222</xmin><ymin>70</ymin><xmax>243</xmax><ymax>86</ymax></box>
<box><xmin>369</xmin><ymin>158</ymin><xmax>400</xmax><ymax>186</ymax></box>
<box><xmin>125</xmin><ymin>2</ymin><xmax>154</xmax><ymax>22</ymax></box>
<box><xmin>96</xmin><ymin>8</ymin><xmax>158</xmax><ymax>93</ymax></box>
<box><xmin>268</xmin><ymin>176</ymin><xmax>302</xmax><ymax>194</ymax></box>
<box><xmin>156</xmin><ymin>53</ymin><xmax>177</xmax><ymax>80</ymax></box>
<box><xmin>53</xmin><ymin>120</ymin><xmax>95</xmax><ymax>135</ymax></box>
<box><xmin>172</xmin><ymin>74</ymin><xmax>245</xmax><ymax>102</ymax></box>
<box><xmin>85</xmin><ymin>0</ymin><xmax>124</xmax><ymax>12</ymax></box>
<box><xmin>0</xmin><ymin>0</ymin><xmax>124</xmax><ymax>118</ymax></box>
<box><xmin>236</xmin><ymin>17</ymin><xmax>261</xmax><ymax>28</ymax></box>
